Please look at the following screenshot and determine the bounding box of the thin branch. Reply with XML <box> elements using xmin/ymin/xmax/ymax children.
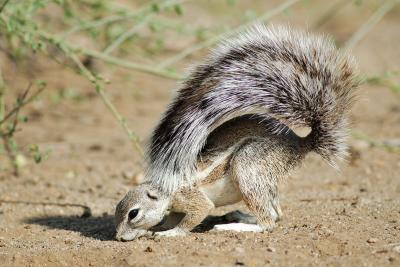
<box><xmin>0</xmin><ymin>66</ymin><xmax>5</xmax><ymax>122</ymax></box>
<box><xmin>2</xmin><ymin>135</ymin><xmax>18</xmax><ymax>176</ymax></box>
<box><xmin>0</xmin><ymin>83</ymin><xmax>45</xmax><ymax>126</ymax></box>
<box><xmin>63</xmin><ymin>44</ymin><xmax>144</xmax><ymax>156</ymax></box>
<box><xmin>103</xmin><ymin>0</ymin><xmax>188</xmax><ymax>55</ymax></box>
<box><xmin>40</xmin><ymin>30</ymin><xmax>183</xmax><ymax>80</ymax></box>
<box><xmin>351</xmin><ymin>131</ymin><xmax>400</xmax><ymax>153</ymax></box>
<box><xmin>157</xmin><ymin>0</ymin><xmax>301</xmax><ymax>69</ymax></box>
<box><xmin>312</xmin><ymin>0</ymin><xmax>350</xmax><ymax>29</ymax></box>
<box><xmin>78</xmin><ymin>45</ymin><xmax>183</xmax><ymax>79</ymax></box>
<box><xmin>60</xmin><ymin>0</ymin><xmax>181</xmax><ymax>38</ymax></box>
<box><xmin>103</xmin><ymin>15</ymin><xmax>153</xmax><ymax>55</ymax></box>
<box><xmin>343</xmin><ymin>0</ymin><xmax>400</xmax><ymax>51</ymax></box>
<box><xmin>0</xmin><ymin>0</ymin><xmax>10</xmax><ymax>14</ymax></box>
<box><xmin>60</xmin><ymin>1</ymin><xmax>155</xmax><ymax>38</ymax></box>
<box><xmin>363</xmin><ymin>71</ymin><xmax>400</xmax><ymax>94</ymax></box>
<box><xmin>0</xmin><ymin>82</ymin><xmax>42</xmax><ymax>177</ymax></box>
<box><xmin>4</xmin><ymin>83</ymin><xmax>30</xmax><ymax>136</ymax></box>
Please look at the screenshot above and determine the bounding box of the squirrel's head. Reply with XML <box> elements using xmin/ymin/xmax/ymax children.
<box><xmin>115</xmin><ymin>183</ymin><xmax>170</xmax><ymax>241</ymax></box>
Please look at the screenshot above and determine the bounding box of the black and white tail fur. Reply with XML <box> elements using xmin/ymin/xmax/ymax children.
<box><xmin>147</xmin><ymin>24</ymin><xmax>359</xmax><ymax>194</ymax></box>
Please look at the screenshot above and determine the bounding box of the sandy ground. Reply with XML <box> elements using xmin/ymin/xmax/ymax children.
<box><xmin>0</xmin><ymin>1</ymin><xmax>399</xmax><ymax>266</ymax></box>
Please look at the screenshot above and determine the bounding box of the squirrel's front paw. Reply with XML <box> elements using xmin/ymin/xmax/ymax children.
<box><xmin>154</xmin><ymin>228</ymin><xmax>187</xmax><ymax>238</ymax></box>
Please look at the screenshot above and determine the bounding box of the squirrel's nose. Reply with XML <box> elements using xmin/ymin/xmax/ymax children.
<box><xmin>116</xmin><ymin>236</ymin><xmax>129</xmax><ymax>242</ymax></box>
<box><xmin>115</xmin><ymin>227</ymin><xmax>135</xmax><ymax>242</ymax></box>
<box><xmin>115</xmin><ymin>232</ymin><xmax>130</xmax><ymax>242</ymax></box>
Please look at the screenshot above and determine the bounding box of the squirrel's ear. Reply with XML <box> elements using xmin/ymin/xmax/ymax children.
<box><xmin>146</xmin><ymin>191</ymin><xmax>158</xmax><ymax>200</ymax></box>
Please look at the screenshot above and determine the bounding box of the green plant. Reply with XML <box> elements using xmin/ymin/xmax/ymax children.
<box><xmin>0</xmin><ymin>69</ymin><xmax>47</xmax><ymax>175</ymax></box>
<box><xmin>0</xmin><ymin>0</ymin><xmax>399</xmax><ymax>167</ymax></box>
<box><xmin>0</xmin><ymin>0</ymin><xmax>303</xmax><ymax>158</ymax></box>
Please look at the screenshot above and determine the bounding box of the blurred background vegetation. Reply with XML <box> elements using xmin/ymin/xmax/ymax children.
<box><xmin>0</xmin><ymin>0</ymin><xmax>399</xmax><ymax>175</ymax></box>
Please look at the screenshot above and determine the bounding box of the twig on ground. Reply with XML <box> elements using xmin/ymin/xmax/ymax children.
<box><xmin>0</xmin><ymin>199</ymin><xmax>92</xmax><ymax>218</ymax></box>
<box><xmin>300</xmin><ymin>197</ymin><xmax>359</xmax><ymax>202</ymax></box>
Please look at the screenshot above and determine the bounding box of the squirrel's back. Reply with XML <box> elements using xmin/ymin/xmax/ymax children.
<box><xmin>147</xmin><ymin>24</ymin><xmax>359</xmax><ymax>194</ymax></box>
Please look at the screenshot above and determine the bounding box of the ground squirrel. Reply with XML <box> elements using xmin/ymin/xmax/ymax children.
<box><xmin>115</xmin><ymin>24</ymin><xmax>359</xmax><ymax>241</ymax></box>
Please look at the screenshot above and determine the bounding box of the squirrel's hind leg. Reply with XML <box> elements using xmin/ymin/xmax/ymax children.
<box><xmin>230</xmin><ymin>140</ymin><xmax>283</xmax><ymax>232</ymax></box>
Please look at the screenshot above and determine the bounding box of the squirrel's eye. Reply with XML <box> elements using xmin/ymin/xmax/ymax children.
<box><xmin>146</xmin><ymin>192</ymin><xmax>158</xmax><ymax>200</ymax></box>
<box><xmin>128</xmin><ymin>209</ymin><xmax>139</xmax><ymax>221</ymax></box>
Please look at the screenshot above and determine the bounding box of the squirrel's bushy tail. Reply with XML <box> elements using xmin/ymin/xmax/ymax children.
<box><xmin>147</xmin><ymin>24</ymin><xmax>359</xmax><ymax>194</ymax></box>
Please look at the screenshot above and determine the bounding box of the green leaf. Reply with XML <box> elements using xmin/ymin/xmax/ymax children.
<box><xmin>33</xmin><ymin>152</ymin><xmax>42</xmax><ymax>163</ymax></box>
<box><xmin>19</xmin><ymin>116</ymin><xmax>28</xmax><ymax>123</ymax></box>
<box><xmin>174</xmin><ymin>4</ymin><xmax>183</xmax><ymax>15</ymax></box>
<box><xmin>9</xmin><ymin>138</ymin><xmax>17</xmax><ymax>151</ymax></box>
<box><xmin>244</xmin><ymin>9</ymin><xmax>257</xmax><ymax>21</ymax></box>
<box><xmin>151</xmin><ymin>3</ymin><xmax>160</xmax><ymax>13</ymax></box>
<box><xmin>354</xmin><ymin>0</ymin><xmax>363</xmax><ymax>6</ymax></box>
<box><xmin>227</xmin><ymin>0</ymin><xmax>237</xmax><ymax>6</ymax></box>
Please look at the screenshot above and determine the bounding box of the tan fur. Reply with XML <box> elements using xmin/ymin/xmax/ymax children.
<box><xmin>160</xmin><ymin>117</ymin><xmax>301</xmax><ymax>232</ymax></box>
<box><xmin>199</xmin><ymin>159</ymin><xmax>229</xmax><ymax>185</ymax></box>
<box><xmin>171</xmin><ymin>188</ymin><xmax>214</xmax><ymax>230</ymax></box>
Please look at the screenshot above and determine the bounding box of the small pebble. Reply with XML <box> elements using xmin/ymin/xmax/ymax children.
<box><xmin>144</xmin><ymin>246</ymin><xmax>153</xmax><ymax>252</ymax></box>
<box><xmin>122</xmin><ymin>171</ymin><xmax>134</xmax><ymax>180</ymax></box>
<box><xmin>367</xmin><ymin>238</ymin><xmax>378</xmax><ymax>244</ymax></box>
<box><xmin>235</xmin><ymin>260</ymin><xmax>245</xmax><ymax>266</ymax></box>
<box><xmin>392</xmin><ymin>245</ymin><xmax>400</xmax><ymax>253</ymax></box>
<box><xmin>132</xmin><ymin>172</ymin><xmax>145</xmax><ymax>185</ymax></box>
<box><xmin>234</xmin><ymin>246</ymin><xmax>245</xmax><ymax>254</ymax></box>
<box><xmin>65</xmin><ymin>171</ymin><xmax>76</xmax><ymax>179</ymax></box>
<box><xmin>267</xmin><ymin>247</ymin><xmax>276</xmax><ymax>252</ymax></box>
<box><xmin>351</xmin><ymin>140</ymin><xmax>370</xmax><ymax>150</ymax></box>
<box><xmin>88</xmin><ymin>144</ymin><xmax>103</xmax><ymax>151</ymax></box>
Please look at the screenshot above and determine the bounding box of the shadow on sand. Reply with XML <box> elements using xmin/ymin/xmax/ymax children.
<box><xmin>25</xmin><ymin>210</ymin><xmax>256</xmax><ymax>241</ymax></box>
<box><xmin>26</xmin><ymin>214</ymin><xmax>116</xmax><ymax>241</ymax></box>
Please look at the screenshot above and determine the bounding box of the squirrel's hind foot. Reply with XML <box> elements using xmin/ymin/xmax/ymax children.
<box><xmin>212</xmin><ymin>223</ymin><xmax>266</xmax><ymax>233</ymax></box>
<box><xmin>154</xmin><ymin>227</ymin><xmax>187</xmax><ymax>238</ymax></box>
